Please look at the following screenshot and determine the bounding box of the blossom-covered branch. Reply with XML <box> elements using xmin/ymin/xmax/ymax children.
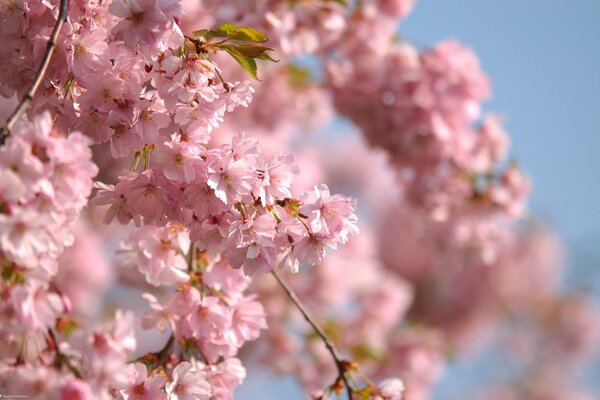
<box><xmin>0</xmin><ymin>0</ymin><xmax>68</xmax><ymax>145</ymax></box>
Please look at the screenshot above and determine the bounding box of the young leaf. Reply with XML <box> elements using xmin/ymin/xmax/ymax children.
<box><xmin>217</xmin><ymin>22</ymin><xmax>238</xmax><ymax>35</ymax></box>
<box><xmin>218</xmin><ymin>43</ymin><xmax>272</xmax><ymax>58</ymax></box>
<box><xmin>257</xmin><ymin>51</ymin><xmax>279</xmax><ymax>62</ymax></box>
<box><xmin>230</xmin><ymin>27</ymin><xmax>268</xmax><ymax>43</ymax></box>
<box><xmin>192</xmin><ymin>29</ymin><xmax>209</xmax><ymax>38</ymax></box>
<box><xmin>223</xmin><ymin>48</ymin><xmax>259</xmax><ymax>80</ymax></box>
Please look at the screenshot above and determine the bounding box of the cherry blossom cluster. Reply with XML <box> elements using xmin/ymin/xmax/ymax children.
<box><xmin>0</xmin><ymin>112</ymin><xmax>97</xmax><ymax>359</ymax></box>
<box><xmin>327</xmin><ymin>40</ymin><xmax>530</xmax><ymax>221</ymax></box>
<box><xmin>94</xmin><ymin>132</ymin><xmax>358</xmax><ymax>276</ymax></box>
<box><xmin>0</xmin><ymin>0</ymin><xmax>253</xmax><ymax>159</ymax></box>
<box><xmin>0</xmin><ymin>310</ymin><xmax>135</xmax><ymax>399</ymax></box>
<box><xmin>116</xmin><ymin>233</ymin><xmax>264</xmax><ymax>399</ymax></box>
<box><xmin>1</xmin><ymin>0</ymin><xmax>598</xmax><ymax>399</ymax></box>
<box><xmin>0</xmin><ymin>0</ymin><xmax>360</xmax><ymax>398</ymax></box>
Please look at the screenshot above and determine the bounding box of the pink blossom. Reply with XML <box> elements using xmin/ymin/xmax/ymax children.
<box><xmin>166</xmin><ymin>362</ymin><xmax>211</xmax><ymax>400</ymax></box>
<box><xmin>154</xmin><ymin>138</ymin><xmax>201</xmax><ymax>183</ymax></box>
<box><xmin>377</xmin><ymin>378</ymin><xmax>405</xmax><ymax>400</ymax></box>
<box><xmin>188</xmin><ymin>296</ymin><xmax>231</xmax><ymax>341</ymax></box>
<box><xmin>203</xmin><ymin>358</ymin><xmax>246</xmax><ymax>400</ymax></box>
<box><xmin>127</xmin><ymin>171</ymin><xmax>170</xmax><ymax>224</ymax></box>
<box><xmin>141</xmin><ymin>293</ymin><xmax>174</xmax><ymax>332</ymax></box>
<box><xmin>109</xmin><ymin>0</ymin><xmax>181</xmax><ymax>47</ymax></box>
<box><xmin>68</xmin><ymin>29</ymin><xmax>110</xmax><ymax>78</ymax></box>
<box><xmin>207</xmin><ymin>155</ymin><xmax>256</xmax><ymax>204</ymax></box>
<box><xmin>230</xmin><ymin>296</ymin><xmax>267</xmax><ymax>345</ymax></box>
<box><xmin>60</xmin><ymin>379</ymin><xmax>93</xmax><ymax>400</ymax></box>
<box><xmin>121</xmin><ymin>363</ymin><xmax>167</xmax><ymax>400</ymax></box>
<box><xmin>300</xmin><ymin>184</ymin><xmax>358</xmax><ymax>241</ymax></box>
<box><xmin>258</xmin><ymin>152</ymin><xmax>299</xmax><ymax>206</ymax></box>
<box><xmin>92</xmin><ymin>180</ymin><xmax>140</xmax><ymax>226</ymax></box>
<box><xmin>121</xmin><ymin>225</ymin><xmax>189</xmax><ymax>286</ymax></box>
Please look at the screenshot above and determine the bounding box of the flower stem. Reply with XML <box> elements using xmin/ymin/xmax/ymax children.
<box><xmin>271</xmin><ymin>270</ymin><xmax>354</xmax><ymax>399</ymax></box>
<box><xmin>48</xmin><ymin>328</ymin><xmax>83</xmax><ymax>378</ymax></box>
<box><xmin>0</xmin><ymin>0</ymin><xmax>69</xmax><ymax>145</ymax></box>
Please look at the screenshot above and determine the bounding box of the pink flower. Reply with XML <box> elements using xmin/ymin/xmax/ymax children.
<box><xmin>184</xmin><ymin>184</ymin><xmax>228</xmax><ymax>219</ymax></box>
<box><xmin>226</xmin><ymin>213</ymin><xmax>278</xmax><ymax>275</ymax></box>
<box><xmin>154</xmin><ymin>139</ymin><xmax>201</xmax><ymax>183</ymax></box>
<box><xmin>204</xmin><ymin>358</ymin><xmax>246</xmax><ymax>400</ymax></box>
<box><xmin>12</xmin><ymin>286</ymin><xmax>65</xmax><ymax>330</ymax></box>
<box><xmin>132</xmin><ymin>97</ymin><xmax>171</xmax><ymax>143</ymax></box>
<box><xmin>109</xmin><ymin>0</ymin><xmax>181</xmax><ymax>47</ymax></box>
<box><xmin>292</xmin><ymin>234</ymin><xmax>328</xmax><ymax>266</ymax></box>
<box><xmin>68</xmin><ymin>29</ymin><xmax>110</xmax><ymax>78</ymax></box>
<box><xmin>60</xmin><ymin>379</ymin><xmax>93</xmax><ymax>400</ymax></box>
<box><xmin>207</xmin><ymin>155</ymin><xmax>256</xmax><ymax>204</ymax></box>
<box><xmin>166</xmin><ymin>362</ymin><xmax>211</xmax><ymax>400</ymax></box>
<box><xmin>230</xmin><ymin>296</ymin><xmax>267</xmax><ymax>345</ymax></box>
<box><xmin>377</xmin><ymin>378</ymin><xmax>405</xmax><ymax>400</ymax></box>
<box><xmin>188</xmin><ymin>296</ymin><xmax>231</xmax><ymax>341</ymax></box>
<box><xmin>257</xmin><ymin>153</ymin><xmax>299</xmax><ymax>206</ymax></box>
<box><xmin>0</xmin><ymin>208</ymin><xmax>53</xmax><ymax>266</ymax></box>
<box><xmin>141</xmin><ymin>293</ymin><xmax>174</xmax><ymax>332</ymax></box>
<box><xmin>0</xmin><ymin>138</ymin><xmax>44</xmax><ymax>199</ymax></box>
<box><xmin>300</xmin><ymin>184</ymin><xmax>358</xmax><ymax>242</ymax></box>
<box><xmin>121</xmin><ymin>363</ymin><xmax>167</xmax><ymax>400</ymax></box>
<box><xmin>122</xmin><ymin>225</ymin><xmax>189</xmax><ymax>286</ymax></box>
<box><xmin>93</xmin><ymin>179</ymin><xmax>140</xmax><ymax>226</ymax></box>
<box><xmin>127</xmin><ymin>171</ymin><xmax>170</xmax><ymax>224</ymax></box>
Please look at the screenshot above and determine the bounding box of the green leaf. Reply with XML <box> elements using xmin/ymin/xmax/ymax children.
<box><xmin>192</xmin><ymin>29</ymin><xmax>210</xmax><ymax>38</ymax></box>
<box><xmin>219</xmin><ymin>43</ymin><xmax>272</xmax><ymax>58</ymax></box>
<box><xmin>223</xmin><ymin>48</ymin><xmax>258</xmax><ymax>80</ymax></box>
<box><xmin>326</xmin><ymin>0</ymin><xmax>349</xmax><ymax>5</ymax></box>
<box><xmin>217</xmin><ymin>22</ymin><xmax>238</xmax><ymax>35</ymax></box>
<box><xmin>257</xmin><ymin>51</ymin><xmax>279</xmax><ymax>62</ymax></box>
<box><xmin>196</xmin><ymin>23</ymin><xmax>270</xmax><ymax>44</ymax></box>
<box><xmin>230</xmin><ymin>27</ymin><xmax>268</xmax><ymax>43</ymax></box>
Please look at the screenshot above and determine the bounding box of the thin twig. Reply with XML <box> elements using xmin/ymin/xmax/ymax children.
<box><xmin>156</xmin><ymin>334</ymin><xmax>175</xmax><ymax>366</ymax></box>
<box><xmin>187</xmin><ymin>242</ymin><xmax>196</xmax><ymax>272</ymax></box>
<box><xmin>0</xmin><ymin>0</ymin><xmax>69</xmax><ymax>145</ymax></box>
<box><xmin>271</xmin><ymin>270</ymin><xmax>354</xmax><ymax>399</ymax></box>
<box><xmin>157</xmin><ymin>242</ymin><xmax>197</xmax><ymax>365</ymax></box>
<box><xmin>48</xmin><ymin>328</ymin><xmax>83</xmax><ymax>378</ymax></box>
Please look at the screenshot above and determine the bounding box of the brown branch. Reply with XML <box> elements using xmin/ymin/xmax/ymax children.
<box><xmin>156</xmin><ymin>334</ymin><xmax>175</xmax><ymax>365</ymax></box>
<box><xmin>271</xmin><ymin>270</ymin><xmax>354</xmax><ymax>399</ymax></box>
<box><xmin>0</xmin><ymin>0</ymin><xmax>69</xmax><ymax>146</ymax></box>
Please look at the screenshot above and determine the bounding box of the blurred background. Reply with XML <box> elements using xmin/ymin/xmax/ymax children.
<box><xmin>238</xmin><ymin>1</ymin><xmax>600</xmax><ymax>398</ymax></box>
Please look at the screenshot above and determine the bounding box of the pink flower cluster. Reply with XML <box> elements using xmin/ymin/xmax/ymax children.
<box><xmin>0</xmin><ymin>0</ymin><xmax>360</xmax><ymax>398</ymax></box>
<box><xmin>0</xmin><ymin>0</ymin><xmax>253</xmax><ymax>160</ymax></box>
<box><xmin>2</xmin><ymin>0</ymin><xmax>598</xmax><ymax>399</ymax></box>
<box><xmin>0</xmin><ymin>113</ymin><xmax>97</xmax><ymax>362</ymax></box>
<box><xmin>328</xmin><ymin>39</ymin><xmax>529</xmax><ymax>218</ymax></box>
<box><xmin>95</xmin><ymin>133</ymin><xmax>357</xmax><ymax>276</ymax></box>
<box><xmin>0</xmin><ymin>310</ymin><xmax>136</xmax><ymax>399</ymax></box>
<box><xmin>0</xmin><ymin>112</ymin><xmax>97</xmax><ymax>273</ymax></box>
<box><xmin>140</xmin><ymin>252</ymin><xmax>266</xmax><ymax>362</ymax></box>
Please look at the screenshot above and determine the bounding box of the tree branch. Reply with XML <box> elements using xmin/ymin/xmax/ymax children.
<box><xmin>0</xmin><ymin>0</ymin><xmax>69</xmax><ymax>146</ymax></box>
<box><xmin>271</xmin><ymin>270</ymin><xmax>354</xmax><ymax>399</ymax></box>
